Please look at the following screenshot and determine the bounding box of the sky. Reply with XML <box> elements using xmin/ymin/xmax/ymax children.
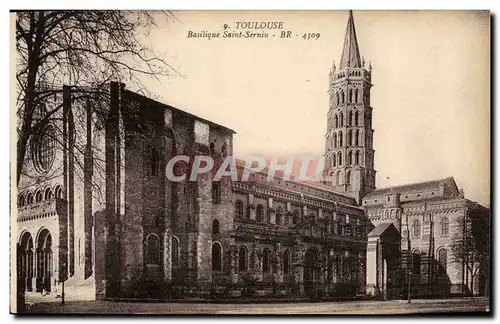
<box><xmin>134</xmin><ymin>10</ymin><xmax>490</xmax><ymax>206</ymax></box>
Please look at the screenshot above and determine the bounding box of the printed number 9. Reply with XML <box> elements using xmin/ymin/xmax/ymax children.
<box><xmin>302</xmin><ymin>33</ymin><xmax>320</xmax><ymax>40</ymax></box>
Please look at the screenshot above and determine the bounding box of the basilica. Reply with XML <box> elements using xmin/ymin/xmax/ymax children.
<box><xmin>15</xmin><ymin>11</ymin><xmax>489</xmax><ymax>300</ymax></box>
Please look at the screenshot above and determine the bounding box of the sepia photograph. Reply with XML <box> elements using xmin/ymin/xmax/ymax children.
<box><xmin>10</xmin><ymin>9</ymin><xmax>491</xmax><ymax>315</ymax></box>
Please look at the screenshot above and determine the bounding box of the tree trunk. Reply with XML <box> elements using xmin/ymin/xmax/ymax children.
<box><xmin>16</xmin><ymin>136</ymin><xmax>28</xmax><ymax>186</ymax></box>
<box><xmin>16</xmin><ymin>12</ymin><xmax>48</xmax><ymax>187</ymax></box>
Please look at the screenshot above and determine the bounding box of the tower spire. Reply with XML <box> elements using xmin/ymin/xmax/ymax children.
<box><xmin>340</xmin><ymin>10</ymin><xmax>362</xmax><ymax>69</ymax></box>
<box><xmin>325</xmin><ymin>9</ymin><xmax>375</xmax><ymax>202</ymax></box>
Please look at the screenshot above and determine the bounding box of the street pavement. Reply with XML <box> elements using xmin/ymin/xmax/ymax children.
<box><xmin>21</xmin><ymin>297</ymin><xmax>489</xmax><ymax>315</ymax></box>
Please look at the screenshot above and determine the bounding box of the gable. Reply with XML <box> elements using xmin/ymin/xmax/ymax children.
<box><xmin>368</xmin><ymin>222</ymin><xmax>401</xmax><ymax>240</ymax></box>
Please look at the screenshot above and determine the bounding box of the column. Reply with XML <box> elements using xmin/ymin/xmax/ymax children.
<box><xmin>332</xmin><ymin>211</ymin><xmax>339</xmax><ymax>235</ymax></box>
<box><xmin>343</xmin><ymin>250</ymin><xmax>349</xmax><ymax>284</ymax></box>
<box><xmin>51</xmin><ymin>246</ymin><xmax>60</xmax><ymax>294</ymax></box>
<box><xmin>251</xmin><ymin>245</ymin><xmax>262</xmax><ymax>281</ymax></box>
<box><xmin>382</xmin><ymin>259</ymin><xmax>388</xmax><ymax>300</ymax></box>
<box><xmin>273</xmin><ymin>242</ymin><xmax>283</xmax><ymax>284</ymax></box>
<box><xmin>30</xmin><ymin>250</ymin><xmax>36</xmax><ymax>292</ymax></box>
<box><xmin>36</xmin><ymin>249</ymin><xmax>43</xmax><ymax>292</ymax></box>
<box><xmin>357</xmin><ymin>250</ymin><xmax>366</xmax><ymax>294</ymax></box>
<box><xmin>228</xmin><ymin>245</ymin><xmax>238</xmax><ymax>284</ymax></box>
<box><xmin>269</xmin><ymin>197</ymin><xmax>276</xmax><ymax>224</ymax></box>
<box><xmin>377</xmin><ymin>241</ymin><xmax>384</xmax><ymax>299</ymax></box>
<box><xmin>44</xmin><ymin>249</ymin><xmax>49</xmax><ymax>291</ymax></box>
<box><xmin>248</xmin><ymin>193</ymin><xmax>256</xmax><ymax>221</ymax></box>
<box><xmin>320</xmin><ymin>248</ymin><xmax>327</xmax><ymax>295</ymax></box>
<box><xmin>162</xmin><ymin>229</ymin><xmax>172</xmax><ymax>283</ymax></box>
<box><xmin>333</xmin><ymin>249</ymin><xmax>341</xmax><ymax>286</ymax></box>
<box><xmin>292</xmin><ymin>239</ymin><xmax>305</xmax><ymax>294</ymax></box>
<box><xmin>366</xmin><ymin>237</ymin><xmax>379</xmax><ymax>297</ymax></box>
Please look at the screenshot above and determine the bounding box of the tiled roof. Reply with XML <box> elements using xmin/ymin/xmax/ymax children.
<box><xmin>234</xmin><ymin>159</ymin><xmax>356</xmax><ymax>201</ymax></box>
<box><xmin>368</xmin><ymin>222</ymin><xmax>400</xmax><ymax>238</ymax></box>
<box><xmin>125</xmin><ymin>89</ymin><xmax>236</xmax><ymax>134</ymax></box>
<box><xmin>363</xmin><ymin>177</ymin><xmax>455</xmax><ymax>199</ymax></box>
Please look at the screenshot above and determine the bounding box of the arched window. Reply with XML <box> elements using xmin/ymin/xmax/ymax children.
<box><xmin>34</xmin><ymin>228</ymin><xmax>52</xmax><ymax>287</ymax></box>
<box><xmin>438</xmin><ymin>248</ymin><xmax>447</xmax><ymax>272</ymax></box>
<box><xmin>440</xmin><ymin>217</ymin><xmax>449</xmax><ymax>236</ymax></box>
<box><xmin>334</xmin><ymin>114</ymin><xmax>339</xmax><ymax>128</ymax></box>
<box><xmin>347</xmin><ymin>130</ymin><xmax>353</xmax><ymax>145</ymax></box>
<box><xmin>35</xmin><ymin>190</ymin><xmax>43</xmax><ymax>203</ymax></box>
<box><xmin>26</xmin><ymin>192</ymin><xmax>33</xmax><ymax>205</ymax></box>
<box><xmin>238</xmin><ymin>246</ymin><xmax>248</xmax><ymax>272</ymax></box>
<box><xmin>283</xmin><ymin>250</ymin><xmax>291</xmax><ymax>274</ymax></box>
<box><xmin>146</xmin><ymin>234</ymin><xmax>160</xmax><ymax>265</ymax></box>
<box><xmin>355</xmin><ymin>151</ymin><xmax>360</xmax><ymax>165</ymax></box>
<box><xmin>348</xmin><ymin>110</ymin><xmax>353</xmax><ymax>126</ymax></box>
<box><xmin>44</xmin><ymin>188</ymin><xmax>53</xmax><ymax>200</ymax></box>
<box><xmin>336</xmin><ymin>171</ymin><xmax>340</xmax><ymax>185</ymax></box>
<box><xmin>335</xmin><ymin>92</ymin><xmax>340</xmax><ymax>106</ymax></box>
<box><xmin>212</xmin><ymin>219</ymin><xmax>220</xmax><ymax>235</ymax></box>
<box><xmin>172</xmin><ymin>236</ymin><xmax>179</xmax><ymax>267</ymax></box>
<box><xmin>256</xmin><ymin>204</ymin><xmax>264</xmax><ymax>222</ymax></box>
<box><xmin>212</xmin><ymin>181</ymin><xmax>221</xmax><ymax>204</ymax></box>
<box><xmin>263</xmin><ymin>248</ymin><xmax>271</xmax><ymax>273</ymax></box>
<box><xmin>19</xmin><ymin>230</ymin><xmax>34</xmax><ymax>291</ymax></box>
<box><xmin>339</xmin><ymin>112</ymin><xmax>344</xmax><ymax>127</ymax></box>
<box><xmin>330</xmin><ymin>172</ymin><xmax>336</xmax><ymax>186</ymax></box>
<box><xmin>339</xmin><ymin>131</ymin><xmax>343</xmax><ymax>147</ymax></box>
<box><xmin>354</xmin><ymin>111</ymin><xmax>359</xmax><ymax>126</ymax></box>
<box><xmin>332</xmin><ymin>155</ymin><xmax>336</xmax><ymax>167</ymax></box>
<box><xmin>354</xmin><ymin>89</ymin><xmax>359</xmax><ymax>103</ymax></box>
<box><xmin>333</xmin><ymin>133</ymin><xmax>338</xmax><ymax>148</ymax></box>
<box><xmin>212</xmin><ymin>243</ymin><xmax>222</xmax><ymax>271</ymax></box>
<box><xmin>412</xmin><ymin>219</ymin><xmax>421</xmax><ymax>237</ymax></box>
<box><xmin>338</xmin><ymin>152</ymin><xmax>343</xmax><ymax>166</ymax></box>
<box><xmin>293</xmin><ymin>210</ymin><xmax>300</xmax><ymax>224</ymax></box>
<box><xmin>18</xmin><ymin>194</ymin><xmax>25</xmax><ymax>207</ymax></box>
<box><xmin>54</xmin><ymin>186</ymin><xmax>62</xmax><ymax>199</ymax></box>
<box><xmin>348</xmin><ymin>151</ymin><xmax>353</xmax><ymax>165</ymax></box>
<box><xmin>341</xmin><ymin>91</ymin><xmax>345</xmax><ymax>104</ymax></box>
<box><xmin>355</xmin><ymin>130</ymin><xmax>360</xmax><ymax>146</ymax></box>
<box><xmin>346</xmin><ymin>170</ymin><xmax>351</xmax><ymax>185</ymax></box>
<box><xmin>276</xmin><ymin>207</ymin><xmax>283</xmax><ymax>225</ymax></box>
<box><xmin>349</xmin><ymin>89</ymin><xmax>353</xmax><ymax>103</ymax></box>
<box><xmin>235</xmin><ymin>200</ymin><xmax>244</xmax><ymax>219</ymax></box>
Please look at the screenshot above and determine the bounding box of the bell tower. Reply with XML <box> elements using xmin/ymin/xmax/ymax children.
<box><xmin>324</xmin><ymin>10</ymin><xmax>376</xmax><ymax>203</ymax></box>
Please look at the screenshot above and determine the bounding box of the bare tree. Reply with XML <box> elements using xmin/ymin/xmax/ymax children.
<box><xmin>15</xmin><ymin>10</ymin><xmax>176</xmax><ymax>185</ymax></box>
<box><xmin>450</xmin><ymin>213</ymin><xmax>489</xmax><ymax>297</ymax></box>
